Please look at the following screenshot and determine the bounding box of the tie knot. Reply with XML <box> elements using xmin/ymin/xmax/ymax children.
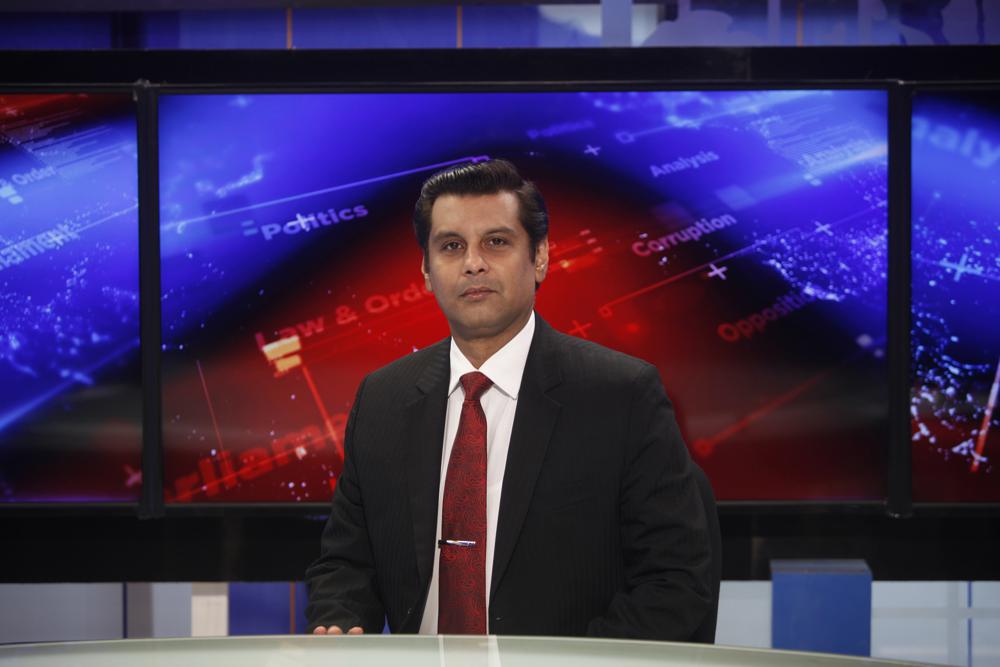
<box><xmin>460</xmin><ymin>371</ymin><xmax>493</xmax><ymax>402</ymax></box>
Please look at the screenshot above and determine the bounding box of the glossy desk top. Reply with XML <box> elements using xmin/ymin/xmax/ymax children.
<box><xmin>0</xmin><ymin>635</ymin><xmax>931</xmax><ymax>666</ymax></box>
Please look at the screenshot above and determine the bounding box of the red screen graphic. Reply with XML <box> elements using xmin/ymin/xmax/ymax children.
<box><xmin>161</xmin><ymin>179</ymin><xmax>886</xmax><ymax>503</ymax></box>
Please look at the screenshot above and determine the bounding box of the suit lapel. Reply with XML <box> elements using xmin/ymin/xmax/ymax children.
<box><xmin>490</xmin><ymin>317</ymin><xmax>563</xmax><ymax>604</ymax></box>
<box><xmin>404</xmin><ymin>340</ymin><xmax>451</xmax><ymax>591</ymax></box>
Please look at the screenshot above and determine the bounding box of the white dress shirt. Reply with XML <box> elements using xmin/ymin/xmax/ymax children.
<box><xmin>418</xmin><ymin>312</ymin><xmax>536</xmax><ymax>634</ymax></box>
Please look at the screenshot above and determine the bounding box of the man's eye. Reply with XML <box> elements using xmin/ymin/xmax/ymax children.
<box><xmin>442</xmin><ymin>241</ymin><xmax>462</xmax><ymax>251</ymax></box>
<box><xmin>486</xmin><ymin>237</ymin><xmax>508</xmax><ymax>247</ymax></box>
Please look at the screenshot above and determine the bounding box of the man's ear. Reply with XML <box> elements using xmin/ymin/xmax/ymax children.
<box><xmin>534</xmin><ymin>238</ymin><xmax>549</xmax><ymax>284</ymax></box>
<box><xmin>421</xmin><ymin>255</ymin><xmax>433</xmax><ymax>292</ymax></box>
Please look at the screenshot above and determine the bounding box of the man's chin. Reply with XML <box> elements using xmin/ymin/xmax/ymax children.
<box><xmin>447</xmin><ymin>308</ymin><xmax>531</xmax><ymax>343</ymax></box>
<box><xmin>451</xmin><ymin>318</ymin><xmax>506</xmax><ymax>341</ymax></box>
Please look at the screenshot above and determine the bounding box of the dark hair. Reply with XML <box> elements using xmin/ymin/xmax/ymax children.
<box><xmin>412</xmin><ymin>158</ymin><xmax>549</xmax><ymax>259</ymax></box>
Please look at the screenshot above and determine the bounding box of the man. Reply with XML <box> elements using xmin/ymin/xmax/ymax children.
<box><xmin>306</xmin><ymin>159</ymin><xmax>711</xmax><ymax>639</ymax></box>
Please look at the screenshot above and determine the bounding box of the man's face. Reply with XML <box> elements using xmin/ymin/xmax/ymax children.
<box><xmin>422</xmin><ymin>191</ymin><xmax>548</xmax><ymax>345</ymax></box>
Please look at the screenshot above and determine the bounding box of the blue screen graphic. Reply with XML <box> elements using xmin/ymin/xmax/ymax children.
<box><xmin>159</xmin><ymin>90</ymin><xmax>888</xmax><ymax>502</ymax></box>
<box><xmin>0</xmin><ymin>93</ymin><xmax>141</xmax><ymax>503</ymax></box>
<box><xmin>912</xmin><ymin>90</ymin><xmax>1000</xmax><ymax>502</ymax></box>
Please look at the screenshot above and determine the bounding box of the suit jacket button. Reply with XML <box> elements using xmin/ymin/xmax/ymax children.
<box><xmin>406</xmin><ymin>607</ymin><xmax>413</xmax><ymax>616</ymax></box>
<box><xmin>494</xmin><ymin>616</ymin><xmax>502</xmax><ymax>622</ymax></box>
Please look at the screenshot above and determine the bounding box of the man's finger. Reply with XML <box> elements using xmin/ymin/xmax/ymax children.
<box><xmin>347</xmin><ymin>626</ymin><xmax>364</xmax><ymax>635</ymax></box>
<box><xmin>312</xmin><ymin>626</ymin><xmax>327</xmax><ymax>635</ymax></box>
<box><xmin>329</xmin><ymin>626</ymin><xmax>344</xmax><ymax>635</ymax></box>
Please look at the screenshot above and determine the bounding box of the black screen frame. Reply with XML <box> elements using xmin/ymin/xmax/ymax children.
<box><xmin>0</xmin><ymin>83</ymin><xmax>145</xmax><ymax>514</ymax></box>
<box><xmin>152</xmin><ymin>79</ymin><xmax>897</xmax><ymax>514</ymax></box>
<box><xmin>3</xmin><ymin>48</ymin><xmax>1000</xmax><ymax>584</ymax></box>
<box><xmin>904</xmin><ymin>81</ymin><xmax>1000</xmax><ymax>511</ymax></box>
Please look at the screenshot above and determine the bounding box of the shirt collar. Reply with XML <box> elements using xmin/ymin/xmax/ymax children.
<box><xmin>448</xmin><ymin>311</ymin><xmax>536</xmax><ymax>400</ymax></box>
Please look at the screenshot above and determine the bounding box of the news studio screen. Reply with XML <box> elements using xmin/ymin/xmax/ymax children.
<box><xmin>0</xmin><ymin>93</ymin><xmax>141</xmax><ymax>503</ymax></box>
<box><xmin>158</xmin><ymin>89</ymin><xmax>888</xmax><ymax>503</ymax></box>
<box><xmin>911</xmin><ymin>90</ymin><xmax>1000</xmax><ymax>502</ymax></box>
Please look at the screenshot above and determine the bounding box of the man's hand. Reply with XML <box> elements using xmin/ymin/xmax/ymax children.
<box><xmin>312</xmin><ymin>625</ymin><xmax>364</xmax><ymax>635</ymax></box>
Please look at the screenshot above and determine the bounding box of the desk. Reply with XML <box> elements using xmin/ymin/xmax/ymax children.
<box><xmin>0</xmin><ymin>634</ymin><xmax>930</xmax><ymax>666</ymax></box>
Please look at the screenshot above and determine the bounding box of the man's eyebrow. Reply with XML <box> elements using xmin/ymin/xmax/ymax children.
<box><xmin>430</xmin><ymin>229</ymin><xmax>464</xmax><ymax>243</ymax></box>
<box><xmin>481</xmin><ymin>226</ymin><xmax>518</xmax><ymax>236</ymax></box>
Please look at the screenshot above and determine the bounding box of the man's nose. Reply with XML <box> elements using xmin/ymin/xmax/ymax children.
<box><xmin>463</xmin><ymin>247</ymin><xmax>488</xmax><ymax>274</ymax></box>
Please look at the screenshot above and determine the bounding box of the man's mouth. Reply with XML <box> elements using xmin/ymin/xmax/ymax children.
<box><xmin>461</xmin><ymin>287</ymin><xmax>495</xmax><ymax>298</ymax></box>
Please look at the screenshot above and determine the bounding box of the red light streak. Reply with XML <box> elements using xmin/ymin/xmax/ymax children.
<box><xmin>971</xmin><ymin>355</ymin><xmax>1000</xmax><ymax>473</ymax></box>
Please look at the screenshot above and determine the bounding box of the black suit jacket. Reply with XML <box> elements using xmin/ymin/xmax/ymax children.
<box><xmin>305</xmin><ymin>316</ymin><xmax>711</xmax><ymax>639</ymax></box>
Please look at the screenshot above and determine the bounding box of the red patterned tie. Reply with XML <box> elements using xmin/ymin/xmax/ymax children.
<box><xmin>438</xmin><ymin>371</ymin><xmax>493</xmax><ymax>634</ymax></box>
